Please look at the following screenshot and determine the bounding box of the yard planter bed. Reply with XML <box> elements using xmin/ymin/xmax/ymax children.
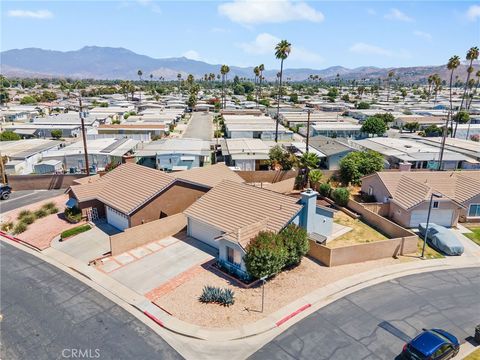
<box><xmin>61</xmin><ymin>224</ymin><xmax>91</xmax><ymax>240</ymax></box>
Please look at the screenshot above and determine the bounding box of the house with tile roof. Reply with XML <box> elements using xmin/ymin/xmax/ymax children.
<box><xmin>361</xmin><ymin>171</ymin><xmax>480</xmax><ymax>228</ymax></box>
<box><xmin>183</xmin><ymin>182</ymin><xmax>334</xmax><ymax>278</ymax></box>
<box><xmin>67</xmin><ymin>162</ymin><xmax>244</xmax><ymax>230</ymax></box>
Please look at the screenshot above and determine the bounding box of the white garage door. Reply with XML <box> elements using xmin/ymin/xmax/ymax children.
<box><xmin>410</xmin><ymin>209</ymin><xmax>453</xmax><ymax>228</ymax></box>
<box><xmin>187</xmin><ymin>218</ymin><xmax>221</xmax><ymax>249</ymax></box>
<box><xmin>106</xmin><ymin>206</ymin><xmax>129</xmax><ymax>230</ymax></box>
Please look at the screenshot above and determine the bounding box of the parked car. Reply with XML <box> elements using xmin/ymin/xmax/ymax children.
<box><xmin>418</xmin><ymin>223</ymin><xmax>464</xmax><ymax>256</ymax></box>
<box><xmin>0</xmin><ymin>183</ymin><xmax>12</xmax><ymax>200</ymax></box>
<box><xmin>402</xmin><ymin>328</ymin><xmax>459</xmax><ymax>360</ymax></box>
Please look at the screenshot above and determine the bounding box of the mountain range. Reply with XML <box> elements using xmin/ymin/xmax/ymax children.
<box><xmin>0</xmin><ymin>46</ymin><xmax>476</xmax><ymax>82</ymax></box>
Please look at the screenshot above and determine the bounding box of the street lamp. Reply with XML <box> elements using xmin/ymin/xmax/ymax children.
<box><xmin>260</xmin><ymin>275</ymin><xmax>268</xmax><ymax>312</ymax></box>
<box><xmin>421</xmin><ymin>192</ymin><xmax>443</xmax><ymax>259</ymax></box>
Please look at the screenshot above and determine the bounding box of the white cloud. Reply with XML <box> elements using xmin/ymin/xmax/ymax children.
<box><xmin>218</xmin><ymin>0</ymin><xmax>324</xmax><ymax>25</ymax></box>
<box><xmin>238</xmin><ymin>33</ymin><xmax>323</xmax><ymax>65</ymax></box>
<box><xmin>182</xmin><ymin>50</ymin><xmax>201</xmax><ymax>61</ymax></box>
<box><xmin>384</xmin><ymin>8</ymin><xmax>413</xmax><ymax>22</ymax></box>
<box><xmin>466</xmin><ymin>4</ymin><xmax>480</xmax><ymax>21</ymax></box>
<box><xmin>7</xmin><ymin>9</ymin><xmax>53</xmax><ymax>19</ymax></box>
<box><xmin>136</xmin><ymin>0</ymin><xmax>161</xmax><ymax>14</ymax></box>
<box><xmin>413</xmin><ymin>30</ymin><xmax>432</xmax><ymax>41</ymax></box>
<box><xmin>349</xmin><ymin>42</ymin><xmax>411</xmax><ymax>59</ymax></box>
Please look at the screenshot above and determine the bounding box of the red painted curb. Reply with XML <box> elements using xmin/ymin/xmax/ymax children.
<box><xmin>143</xmin><ymin>311</ymin><xmax>164</xmax><ymax>327</ymax></box>
<box><xmin>275</xmin><ymin>304</ymin><xmax>311</xmax><ymax>327</ymax></box>
<box><xmin>0</xmin><ymin>231</ymin><xmax>42</xmax><ymax>251</ymax></box>
<box><xmin>0</xmin><ymin>231</ymin><xmax>19</xmax><ymax>242</ymax></box>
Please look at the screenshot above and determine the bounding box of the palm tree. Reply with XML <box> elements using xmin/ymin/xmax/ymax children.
<box><xmin>253</xmin><ymin>66</ymin><xmax>260</xmax><ymax>106</ymax></box>
<box><xmin>432</xmin><ymin>74</ymin><xmax>441</xmax><ymax>105</ymax></box>
<box><xmin>466</xmin><ymin>70</ymin><xmax>480</xmax><ymax>139</ymax></box>
<box><xmin>137</xmin><ymin>69</ymin><xmax>143</xmax><ymax>102</ymax></box>
<box><xmin>274</xmin><ymin>40</ymin><xmax>291</xmax><ymax>142</ymax></box>
<box><xmin>386</xmin><ymin>70</ymin><xmax>395</xmax><ymax>102</ymax></box>
<box><xmin>460</xmin><ymin>47</ymin><xmax>479</xmax><ymax>111</ymax></box>
<box><xmin>308</xmin><ymin>169</ymin><xmax>323</xmax><ymax>191</ymax></box>
<box><xmin>438</xmin><ymin>55</ymin><xmax>460</xmax><ymax>169</ymax></box>
<box><xmin>300</xmin><ymin>152</ymin><xmax>319</xmax><ymax>188</ymax></box>
<box><xmin>258</xmin><ymin>64</ymin><xmax>265</xmax><ymax>102</ymax></box>
<box><xmin>220</xmin><ymin>64</ymin><xmax>230</xmax><ymax>109</ymax></box>
<box><xmin>427</xmin><ymin>75</ymin><xmax>434</xmax><ymax>102</ymax></box>
<box><xmin>177</xmin><ymin>73</ymin><xmax>182</xmax><ymax>94</ymax></box>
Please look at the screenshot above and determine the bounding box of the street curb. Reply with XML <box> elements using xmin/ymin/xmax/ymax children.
<box><xmin>0</xmin><ymin>231</ymin><xmax>42</xmax><ymax>252</ymax></box>
<box><xmin>275</xmin><ymin>304</ymin><xmax>311</xmax><ymax>327</ymax></box>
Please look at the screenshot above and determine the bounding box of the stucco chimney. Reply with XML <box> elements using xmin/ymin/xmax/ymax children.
<box><xmin>300</xmin><ymin>188</ymin><xmax>318</xmax><ymax>234</ymax></box>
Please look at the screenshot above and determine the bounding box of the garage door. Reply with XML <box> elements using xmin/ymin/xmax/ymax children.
<box><xmin>410</xmin><ymin>209</ymin><xmax>453</xmax><ymax>228</ymax></box>
<box><xmin>187</xmin><ymin>218</ymin><xmax>221</xmax><ymax>249</ymax></box>
<box><xmin>106</xmin><ymin>206</ymin><xmax>129</xmax><ymax>231</ymax></box>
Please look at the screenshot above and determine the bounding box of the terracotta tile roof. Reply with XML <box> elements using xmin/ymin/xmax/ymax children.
<box><xmin>69</xmin><ymin>163</ymin><xmax>176</xmax><ymax>214</ymax></box>
<box><xmin>369</xmin><ymin>170</ymin><xmax>480</xmax><ymax>209</ymax></box>
<box><xmin>184</xmin><ymin>180</ymin><xmax>302</xmax><ymax>243</ymax></box>
<box><xmin>174</xmin><ymin>163</ymin><xmax>244</xmax><ymax>188</ymax></box>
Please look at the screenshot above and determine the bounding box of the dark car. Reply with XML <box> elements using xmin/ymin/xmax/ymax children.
<box><xmin>0</xmin><ymin>183</ymin><xmax>11</xmax><ymax>200</ymax></box>
<box><xmin>402</xmin><ymin>328</ymin><xmax>459</xmax><ymax>360</ymax></box>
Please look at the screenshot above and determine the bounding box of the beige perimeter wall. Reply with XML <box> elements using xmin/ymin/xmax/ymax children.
<box><xmin>110</xmin><ymin>213</ymin><xmax>187</xmax><ymax>255</ymax></box>
<box><xmin>8</xmin><ymin>174</ymin><xmax>89</xmax><ymax>190</ymax></box>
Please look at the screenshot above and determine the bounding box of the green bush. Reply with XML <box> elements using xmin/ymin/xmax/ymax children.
<box><xmin>279</xmin><ymin>224</ymin><xmax>309</xmax><ymax>267</ymax></box>
<box><xmin>34</xmin><ymin>209</ymin><xmax>48</xmax><ymax>218</ymax></box>
<box><xmin>198</xmin><ymin>285</ymin><xmax>235</xmax><ymax>306</ymax></box>
<box><xmin>1</xmin><ymin>221</ymin><xmax>14</xmax><ymax>232</ymax></box>
<box><xmin>20</xmin><ymin>214</ymin><xmax>36</xmax><ymax>225</ymax></box>
<box><xmin>244</xmin><ymin>231</ymin><xmax>287</xmax><ymax>279</ymax></box>
<box><xmin>13</xmin><ymin>221</ymin><xmax>28</xmax><ymax>235</ymax></box>
<box><xmin>17</xmin><ymin>210</ymin><xmax>33</xmax><ymax>220</ymax></box>
<box><xmin>331</xmin><ymin>187</ymin><xmax>350</xmax><ymax>207</ymax></box>
<box><xmin>64</xmin><ymin>207</ymin><xmax>82</xmax><ymax>223</ymax></box>
<box><xmin>318</xmin><ymin>183</ymin><xmax>331</xmax><ymax>197</ymax></box>
<box><xmin>61</xmin><ymin>224</ymin><xmax>91</xmax><ymax>239</ymax></box>
<box><xmin>42</xmin><ymin>202</ymin><xmax>57</xmax><ymax>211</ymax></box>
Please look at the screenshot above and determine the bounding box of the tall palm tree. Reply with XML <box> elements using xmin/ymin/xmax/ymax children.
<box><xmin>220</xmin><ymin>64</ymin><xmax>230</xmax><ymax>109</ymax></box>
<box><xmin>137</xmin><ymin>70</ymin><xmax>143</xmax><ymax>102</ymax></box>
<box><xmin>466</xmin><ymin>70</ymin><xmax>480</xmax><ymax>139</ymax></box>
<box><xmin>386</xmin><ymin>70</ymin><xmax>395</xmax><ymax>102</ymax></box>
<box><xmin>427</xmin><ymin>75</ymin><xmax>434</xmax><ymax>102</ymax></box>
<box><xmin>177</xmin><ymin>73</ymin><xmax>182</xmax><ymax>94</ymax></box>
<box><xmin>258</xmin><ymin>64</ymin><xmax>265</xmax><ymax>102</ymax></box>
<box><xmin>253</xmin><ymin>66</ymin><xmax>260</xmax><ymax>106</ymax></box>
<box><xmin>274</xmin><ymin>40</ymin><xmax>291</xmax><ymax>142</ymax></box>
<box><xmin>438</xmin><ymin>55</ymin><xmax>460</xmax><ymax>169</ymax></box>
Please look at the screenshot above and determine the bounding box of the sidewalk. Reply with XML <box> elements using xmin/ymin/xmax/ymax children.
<box><xmin>3</xmin><ymin>233</ymin><xmax>478</xmax><ymax>343</ymax></box>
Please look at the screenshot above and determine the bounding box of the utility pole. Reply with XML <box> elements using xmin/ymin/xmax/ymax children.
<box><xmin>78</xmin><ymin>97</ymin><xmax>90</xmax><ymax>176</ymax></box>
<box><xmin>306</xmin><ymin>109</ymin><xmax>311</xmax><ymax>153</ymax></box>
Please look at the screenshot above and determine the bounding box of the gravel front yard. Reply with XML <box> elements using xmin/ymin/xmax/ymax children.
<box><xmin>155</xmin><ymin>255</ymin><xmax>413</xmax><ymax>328</ymax></box>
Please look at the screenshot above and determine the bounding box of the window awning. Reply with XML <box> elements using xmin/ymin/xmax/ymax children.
<box><xmin>65</xmin><ymin>198</ymin><xmax>78</xmax><ymax>209</ymax></box>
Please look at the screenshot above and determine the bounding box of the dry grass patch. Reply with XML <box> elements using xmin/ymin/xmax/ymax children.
<box><xmin>327</xmin><ymin>211</ymin><xmax>388</xmax><ymax>248</ymax></box>
<box><xmin>154</xmin><ymin>256</ymin><xmax>408</xmax><ymax>328</ymax></box>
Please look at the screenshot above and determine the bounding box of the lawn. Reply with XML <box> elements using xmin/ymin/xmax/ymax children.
<box><xmin>416</xmin><ymin>238</ymin><xmax>445</xmax><ymax>259</ymax></box>
<box><xmin>464</xmin><ymin>349</ymin><xmax>480</xmax><ymax>360</ymax></box>
<box><xmin>464</xmin><ymin>226</ymin><xmax>480</xmax><ymax>246</ymax></box>
<box><xmin>327</xmin><ymin>211</ymin><xmax>388</xmax><ymax>248</ymax></box>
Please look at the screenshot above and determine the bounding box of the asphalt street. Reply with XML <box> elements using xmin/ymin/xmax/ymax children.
<box><xmin>251</xmin><ymin>267</ymin><xmax>480</xmax><ymax>360</ymax></box>
<box><xmin>182</xmin><ymin>112</ymin><xmax>212</xmax><ymax>140</ymax></box>
<box><xmin>0</xmin><ymin>189</ymin><xmax>65</xmax><ymax>213</ymax></box>
<box><xmin>0</xmin><ymin>241</ymin><xmax>182</xmax><ymax>360</ymax></box>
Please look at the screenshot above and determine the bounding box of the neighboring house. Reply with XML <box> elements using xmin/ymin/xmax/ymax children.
<box><xmin>34</xmin><ymin>160</ymin><xmax>63</xmax><ymax>174</ymax></box>
<box><xmin>67</xmin><ymin>162</ymin><xmax>244</xmax><ymax>230</ymax></box>
<box><xmin>220</xmin><ymin>138</ymin><xmax>270</xmax><ymax>171</ymax></box>
<box><xmin>308</xmin><ymin>135</ymin><xmax>355</xmax><ymax>170</ymax></box>
<box><xmin>223</xmin><ymin>115</ymin><xmax>293</xmax><ymax>141</ymax></box>
<box><xmin>184</xmin><ymin>182</ymin><xmax>334</xmax><ymax>279</ymax></box>
<box><xmin>361</xmin><ymin>171</ymin><xmax>480</xmax><ymax>228</ymax></box>
<box><xmin>135</xmin><ymin>138</ymin><xmax>211</xmax><ymax>171</ymax></box>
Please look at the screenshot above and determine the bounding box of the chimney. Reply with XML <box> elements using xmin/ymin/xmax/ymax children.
<box><xmin>300</xmin><ymin>188</ymin><xmax>318</xmax><ymax>234</ymax></box>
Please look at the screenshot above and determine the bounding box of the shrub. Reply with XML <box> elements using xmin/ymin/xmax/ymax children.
<box><xmin>61</xmin><ymin>224</ymin><xmax>91</xmax><ymax>239</ymax></box>
<box><xmin>42</xmin><ymin>202</ymin><xmax>57</xmax><ymax>211</ymax></box>
<box><xmin>17</xmin><ymin>210</ymin><xmax>33</xmax><ymax>220</ymax></box>
<box><xmin>64</xmin><ymin>207</ymin><xmax>82</xmax><ymax>223</ymax></box>
<box><xmin>279</xmin><ymin>224</ymin><xmax>309</xmax><ymax>267</ymax></box>
<box><xmin>34</xmin><ymin>209</ymin><xmax>48</xmax><ymax>218</ymax></box>
<box><xmin>198</xmin><ymin>285</ymin><xmax>235</xmax><ymax>306</ymax></box>
<box><xmin>1</xmin><ymin>221</ymin><xmax>14</xmax><ymax>232</ymax></box>
<box><xmin>20</xmin><ymin>214</ymin><xmax>36</xmax><ymax>225</ymax></box>
<box><xmin>331</xmin><ymin>187</ymin><xmax>350</xmax><ymax>207</ymax></box>
<box><xmin>318</xmin><ymin>183</ymin><xmax>331</xmax><ymax>197</ymax></box>
<box><xmin>13</xmin><ymin>221</ymin><xmax>28</xmax><ymax>235</ymax></box>
<box><xmin>244</xmin><ymin>231</ymin><xmax>286</xmax><ymax>279</ymax></box>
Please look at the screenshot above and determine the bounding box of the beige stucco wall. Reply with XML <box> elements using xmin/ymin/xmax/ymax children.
<box><xmin>389</xmin><ymin>199</ymin><xmax>460</xmax><ymax>228</ymax></box>
<box><xmin>461</xmin><ymin>194</ymin><xmax>480</xmax><ymax>223</ymax></box>
<box><xmin>110</xmin><ymin>213</ymin><xmax>187</xmax><ymax>255</ymax></box>
<box><xmin>361</xmin><ymin>175</ymin><xmax>391</xmax><ymax>203</ymax></box>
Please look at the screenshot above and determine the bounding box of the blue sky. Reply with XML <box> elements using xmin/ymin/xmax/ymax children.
<box><xmin>1</xmin><ymin>1</ymin><xmax>480</xmax><ymax>69</ymax></box>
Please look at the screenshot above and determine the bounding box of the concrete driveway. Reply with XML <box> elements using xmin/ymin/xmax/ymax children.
<box><xmin>106</xmin><ymin>234</ymin><xmax>216</xmax><ymax>295</ymax></box>
<box><xmin>51</xmin><ymin>222</ymin><xmax>120</xmax><ymax>263</ymax></box>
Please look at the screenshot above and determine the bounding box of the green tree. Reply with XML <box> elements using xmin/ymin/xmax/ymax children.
<box><xmin>220</xmin><ymin>64</ymin><xmax>230</xmax><ymax>109</ymax></box>
<box><xmin>0</xmin><ymin>130</ymin><xmax>21</xmax><ymax>141</ymax></box>
<box><xmin>269</xmin><ymin>145</ymin><xmax>296</xmax><ymax>170</ymax></box>
<box><xmin>279</xmin><ymin>224</ymin><xmax>309</xmax><ymax>267</ymax></box>
<box><xmin>233</xmin><ymin>84</ymin><xmax>245</xmax><ymax>95</ymax></box>
<box><xmin>20</xmin><ymin>96</ymin><xmax>37</xmax><ymax>105</ymax></box>
<box><xmin>361</xmin><ymin>116</ymin><xmax>387</xmax><ymax>136</ymax></box>
<box><xmin>374</xmin><ymin>113</ymin><xmax>395</xmax><ymax>124</ymax></box>
<box><xmin>356</xmin><ymin>101</ymin><xmax>370</xmax><ymax>109</ymax></box>
<box><xmin>404</xmin><ymin>122</ymin><xmax>419</xmax><ymax>133</ymax></box>
<box><xmin>327</xmin><ymin>87</ymin><xmax>338</xmax><ymax>98</ymax></box>
<box><xmin>318</xmin><ymin>183</ymin><xmax>331</xmax><ymax>197</ymax></box>
<box><xmin>274</xmin><ymin>39</ymin><xmax>291</xmax><ymax>142</ymax></box>
<box><xmin>339</xmin><ymin>151</ymin><xmax>384</xmax><ymax>185</ymax></box>
<box><xmin>50</xmin><ymin>129</ymin><xmax>62</xmax><ymax>139</ymax></box>
<box><xmin>331</xmin><ymin>188</ymin><xmax>350</xmax><ymax>207</ymax></box>
<box><xmin>289</xmin><ymin>93</ymin><xmax>298</xmax><ymax>103</ymax></box>
<box><xmin>244</xmin><ymin>231</ymin><xmax>286</xmax><ymax>279</ymax></box>
<box><xmin>453</xmin><ymin>110</ymin><xmax>470</xmax><ymax>124</ymax></box>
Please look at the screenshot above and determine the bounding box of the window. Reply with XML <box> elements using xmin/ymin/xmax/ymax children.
<box><xmin>433</xmin><ymin>201</ymin><xmax>439</xmax><ymax>209</ymax></box>
<box><xmin>368</xmin><ymin>186</ymin><xmax>373</xmax><ymax>196</ymax></box>
<box><xmin>227</xmin><ymin>246</ymin><xmax>235</xmax><ymax>263</ymax></box>
<box><xmin>468</xmin><ymin>204</ymin><xmax>480</xmax><ymax>218</ymax></box>
<box><xmin>433</xmin><ymin>344</ymin><xmax>451</xmax><ymax>359</ymax></box>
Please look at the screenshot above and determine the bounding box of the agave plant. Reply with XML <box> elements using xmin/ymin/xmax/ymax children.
<box><xmin>198</xmin><ymin>285</ymin><xmax>235</xmax><ymax>306</ymax></box>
